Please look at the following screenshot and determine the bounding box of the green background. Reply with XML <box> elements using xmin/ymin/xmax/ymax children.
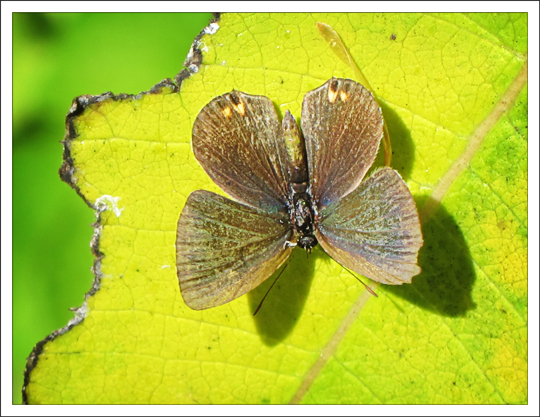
<box><xmin>12</xmin><ymin>12</ymin><xmax>214</xmax><ymax>404</ymax></box>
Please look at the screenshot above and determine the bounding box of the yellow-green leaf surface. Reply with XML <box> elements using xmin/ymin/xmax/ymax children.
<box><xmin>24</xmin><ymin>13</ymin><xmax>527</xmax><ymax>404</ymax></box>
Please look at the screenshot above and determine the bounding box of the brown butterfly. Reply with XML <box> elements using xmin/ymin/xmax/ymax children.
<box><xmin>176</xmin><ymin>78</ymin><xmax>423</xmax><ymax>310</ymax></box>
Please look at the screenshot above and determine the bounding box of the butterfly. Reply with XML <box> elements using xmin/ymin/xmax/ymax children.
<box><xmin>176</xmin><ymin>78</ymin><xmax>423</xmax><ymax>310</ymax></box>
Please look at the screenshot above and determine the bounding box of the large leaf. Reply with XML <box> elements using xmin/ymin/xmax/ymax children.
<box><xmin>24</xmin><ymin>13</ymin><xmax>527</xmax><ymax>404</ymax></box>
<box><xmin>12</xmin><ymin>13</ymin><xmax>214</xmax><ymax>405</ymax></box>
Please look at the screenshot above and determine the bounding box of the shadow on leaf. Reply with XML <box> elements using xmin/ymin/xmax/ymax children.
<box><xmin>381</xmin><ymin>102</ymin><xmax>415</xmax><ymax>181</ymax></box>
<box><xmin>385</xmin><ymin>197</ymin><xmax>477</xmax><ymax>316</ymax></box>
<box><xmin>248</xmin><ymin>246</ymin><xmax>323</xmax><ymax>346</ymax></box>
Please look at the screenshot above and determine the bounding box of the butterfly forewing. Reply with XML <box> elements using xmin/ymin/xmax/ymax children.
<box><xmin>316</xmin><ymin>167</ymin><xmax>423</xmax><ymax>284</ymax></box>
<box><xmin>176</xmin><ymin>190</ymin><xmax>293</xmax><ymax>310</ymax></box>
<box><xmin>192</xmin><ymin>91</ymin><xmax>291</xmax><ymax>214</ymax></box>
<box><xmin>301</xmin><ymin>78</ymin><xmax>383</xmax><ymax>209</ymax></box>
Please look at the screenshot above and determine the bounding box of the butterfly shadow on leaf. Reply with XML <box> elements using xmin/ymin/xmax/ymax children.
<box><xmin>248</xmin><ymin>246</ymin><xmax>325</xmax><ymax>346</ymax></box>
<box><xmin>385</xmin><ymin>197</ymin><xmax>477</xmax><ymax>317</ymax></box>
<box><xmin>380</xmin><ymin>101</ymin><xmax>415</xmax><ymax>182</ymax></box>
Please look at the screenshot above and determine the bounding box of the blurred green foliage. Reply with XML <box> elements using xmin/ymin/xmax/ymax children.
<box><xmin>12</xmin><ymin>12</ymin><xmax>213</xmax><ymax>404</ymax></box>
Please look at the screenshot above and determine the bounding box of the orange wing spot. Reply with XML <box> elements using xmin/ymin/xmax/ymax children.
<box><xmin>328</xmin><ymin>87</ymin><xmax>338</xmax><ymax>103</ymax></box>
<box><xmin>221</xmin><ymin>106</ymin><xmax>233</xmax><ymax>118</ymax></box>
<box><xmin>232</xmin><ymin>101</ymin><xmax>246</xmax><ymax>116</ymax></box>
<box><xmin>339</xmin><ymin>90</ymin><xmax>349</xmax><ymax>101</ymax></box>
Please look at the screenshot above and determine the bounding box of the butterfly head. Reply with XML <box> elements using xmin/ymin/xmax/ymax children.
<box><xmin>297</xmin><ymin>235</ymin><xmax>317</xmax><ymax>253</ymax></box>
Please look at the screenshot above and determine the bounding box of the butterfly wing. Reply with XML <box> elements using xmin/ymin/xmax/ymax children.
<box><xmin>301</xmin><ymin>78</ymin><xmax>383</xmax><ymax>209</ymax></box>
<box><xmin>176</xmin><ymin>190</ymin><xmax>293</xmax><ymax>310</ymax></box>
<box><xmin>316</xmin><ymin>168</ymin><xmax>423</xmax><ymax>284</ymax></box>
<box><xmin>192</xmin><ymin>91</ymin><xmax>291</xmax><ymax>214</ymax></box>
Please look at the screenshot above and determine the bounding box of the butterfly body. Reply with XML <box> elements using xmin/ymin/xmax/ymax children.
<box><xmin>176</xmin><ymin>78</ymin><xmax>423</xmax><ymax>310</ymax></box>
<box><xmin>291</xmin><ymin>192</ymin><xmax>317</xmax><ymax>251</ymax></box>
<box><xmin>281</xmin><ymin>110</ymin><xmax>318</xmax><ymax>252</ymax></box>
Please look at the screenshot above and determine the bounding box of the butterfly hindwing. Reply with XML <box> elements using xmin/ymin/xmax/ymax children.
<box><xmin>176</xmin><ymin>190</ymin><xmax>293</xmax><ymax>310</ymax></box>
<box><xmin>316</xmin><ymin>168</ymin><xmax>423</xmax><ymax>284</ymax></box>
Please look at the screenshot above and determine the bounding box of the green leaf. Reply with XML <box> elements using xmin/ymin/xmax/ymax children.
<box><xmin>24</xmin><ymin>12</ymin><xmax>527</xmax><ymax>404</ymax></box>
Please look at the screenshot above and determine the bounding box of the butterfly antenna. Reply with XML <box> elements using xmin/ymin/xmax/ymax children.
<box><xmin>342</xmin><ymin>266</ymin><xmax>378</xmax><ymax>297</ymax></box>
<box><xmin>253</xmin><ymin>262</ymin><xmax>289</xmax><ymax>316</ymax></box>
